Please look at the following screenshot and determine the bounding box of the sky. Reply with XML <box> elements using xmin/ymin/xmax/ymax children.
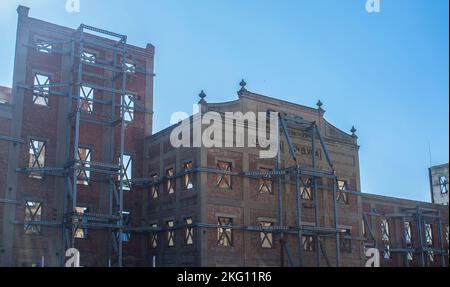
<box><xmin>0</xmin><ymin>0</ymin><xmax>448</xmax><ymax>201</ymax></box>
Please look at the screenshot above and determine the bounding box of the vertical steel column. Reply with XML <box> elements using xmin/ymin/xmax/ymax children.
<box><xmin>401</xmin><ymin>216</ymin><xmax>409</xmax><ymax>267</ymax></box>
<box><xmin>436</xmin><ymin>209</ymin><xmax>446</xmax><ymax>267</ymax></box>
<box><xmin>332</xmin><ymin>176</ymin><xmax>340</xmax><ymax>267</ymax></box>
<box><xmin>311</xmin><ymin>124</ymin><xmax>320</xmax><ymax>267</ymax></box>
<box><xmin>314</xmin><ymin>124</ymin><xmax>340</xmax><ymax>266</ymax></box>
<box><xmin>108</xmin><ymin>48</ymin><xmax>117</xmax><ymax>267</ymax></box>
<box><xmin>71</xmin><ymin>28</ymin><xmax>84</xmax><ymax>249</ymax></box>
<box><xmin>117</xmin><ymin>37</ymin><xmax>128</xmax><ymax>267</ymax></box>
<box><xmin>61</xmin><ymin>36</ymin><xmax>76</xmax><ymax>266</ymax></box>
<box><xmin>276</xmin><ymin>117</ymin><xmax>284</xmax><ymax>267</ymax></box>
<box><xmin>294</xmin><ymin>166</ymin><xmax>303</xmax><ymax>267</ymax></box>
<box><xmin>416</xmin><ymin>205</ymin><xmax>425</xmax><ymax>267</ymax></box>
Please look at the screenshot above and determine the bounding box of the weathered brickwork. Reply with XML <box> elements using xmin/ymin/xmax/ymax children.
<box><xmin>0</xmin><ymin>7</ymin><xmax>154</xmax><ymax>267</ymax></box>
<box><xmin>1</xmin><ymin>6</ymin><xmax>447</xmax><ymax>268</ymax></box>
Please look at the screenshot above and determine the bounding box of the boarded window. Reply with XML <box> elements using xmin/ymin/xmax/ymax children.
<box><xmin>124</xmin><ymin>62</ymin><xmax>136</xmax><ymax>74</ymax></box>
<box><xmin>259</xmin><ymin>168</ymin><xmax>273</xmax><ymax>194</ymax></box>
<box><xmin>24</xmin><ymin>201</ymin><xmax>42</xmax><ymax>235</ymax></box>
<box><xmin>121</xmin><ymin>94</ymin><xmax>135</xmax><ymax>122</ymax></box>
<box><xmin>151</xmin><ymin>174</ymin><xmax>159</xmax><ymax>199</ymax></box>
<box><xmin>166</xmin><ymin>168</ymin><xmax>175</xmax><ymax>194</ymax></box>
<box><xmin>340</xmin><ymin>229</ymin><xmax>351</xmax><ymax>253</ymax></box>
<box><xmin>381</xmin><ymin>218</ymin><xmax>391</xmax><ymax>259</ymax></box>
<box><xmin>216</xmin><ymin>161</ymin><xmax>232</xmax><ymax>189</ymax></box>
<box><xmin>119</xmin><ymin>155</ymin><xmax>132</xmax><ymax>191</ymax></box>
<box><xmin>74</xmin><ymin>206</ymin><xmax>89</xmax><ymax>239</ymax></box>
<box><xmin>76</xmin><ymin>147</ymin><xmax>91</xmax><ymax>186</ymax></box>
<box><xmin>404</xmin><ymin>222</ymin><xmax>413</xmax><ymax>261</ymax></box>
<box><xmin>302</xmin><ymin>236</ymin><xmax>315</xmax><ymax>251</ymax></box>
<box><xmin>28</xmin><ymin>139</ymin><xmax>46</xmax><ymax>179</ymax></box>
<box><xmin>33</xmin><ymin>74</ymin><xmax>50</xmax><ymax>106</ymax></box>
<box><xmin>445</xmin><ymin>225</ymin><xmax>449</xmax><ymax>254</ymax></box>
<box><xmin>81</xmin><ymin>51</ymin><xmax>96</xmax><ymax>63</ymax></box>
<box><xmin>300</xmin><ymin>178</ymin><xmax>312</xmax><ymax>200</ymax></box>
<box><xmin>337</xmin><ymin>180</ymin><xmax>348</xmax><ymax>204</ymax></box>
<box><xmin>150</xmin><ymin>223</ymin><xmax>158</xmax><ymax>248</ymax></box>
<box><xmin>260</xmin><ymin>221</ymin><xmax>273</xmax><ymax>248</ymax></box>
<box><xmin>121</xmin><ymin>211</ymin><xmax>131</xmax><ymax>242</ymax></box>
<box><xmin>79</xmin><ymin>86</ymin><xmax>94</xmax><ymax>113</ymax></box>
<box><xmin>185</xmin><ymin>217</ymin><xmax>194</xmax><ymax>245</ymax></box>
<box><xmin>167</xmin><ymin>220</ymin><xmax>175</xmax><ymax>247</ymax></box>
<box><xmin>218</xmin><ymin>217</ymin><xmax>233</xmax><ymax>247</ymax></box>
<box><xmin>36</xmin><ymin>40</ymin><xmax>52</xmax><ymax>54</ymax></box>
<box><xmin>184</xmin><ymin>162</ymin><xmax>194</xmax><ymax>190</ymax></box>
<box><xmin>425</xmin><ymin>224</ymin><xmax>434</xmax><ymax>262</ymax></box>
<box><xmin>439</xmin><ymin>176</ymin><xmax>449</xmax><ymax>194</ymax></box>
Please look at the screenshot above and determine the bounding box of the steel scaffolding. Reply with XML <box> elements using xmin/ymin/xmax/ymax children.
<box><xmin>132</xmin><ymin>113</ymin><xmax>362</xmax><ymax>267</ymax></box>
<box><xmin>8</xmin><ymin>24</ymin><xmax>149</xmax><ymax>267</ymax></box>
<box><xmin>2</xmin><ymin>20</ymin><xmax>447</xmax><ymax>266</ymax></box>
<box><xmin>363</xmin><ymin>205</ymin><xmax>448</xmax><ymax>267</ymax></box>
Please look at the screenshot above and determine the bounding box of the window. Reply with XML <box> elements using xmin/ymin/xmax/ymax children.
<box><xmin>185</xmin><ymin>217</ymin><xmax>194</xmax><ymax>245</ymax></box>
<box><xmin>381</xmin><ymin>218</ymin><xmax>391</xmax><ymax>259</ymax></box>
<box><xmin>260</xmin><ymin>222</ymin><xmax>273</xmax><ymax>248</ymax></box>
<box><xmin>259</xmin><ymin>168</ymin><xmax>273</xmax><ymax>194</ymax></box>
<box><xmin>216</xmin><ymin>161</ymin><xmax>232</xmax><ymax>189</ymax></box>
<box><xmin>124</xmin><ymin>62</ymin><xmax>136</xmax><ymax>74</ymax></box>
<box><xmin>425</xmin><ymin>223</ymin><xmax>434</xmax><ymax>262</ymax></box>
<box><xmin>150</xmin><ymin>223</ymin><xmax>158</xmax><ymax>248</ymax></box>
<box><xmin>24</xmin><ymin>201</ymin><xmax>42</xmax><ymax>235</ymax></box>
<box><xmin>36</xmin><ymin>40</ymin><xmax>52</xmax><ymax>54</ymax></box>
<box><xmin>74</xmin><ymin>207</ymin><xmax>89</xmax><ymax>239</ymax></box>
<box><xmin>218</xmin><ymin>217</ymin><xmax>233</xmax><ymax>247</ymax></box>
<box><xmin>76</xmin><ymin>147</ymin><xmax>91</xmax><ymax>186</ymax></box>
<box><xmin>81</xmin><ymin>51</ymin><xmax>96</xmax><ymax>64</ymax></box>
<box><xmin>404</xmin><ymin>222</ymin><xmax>413</xmax><ymax>261</ymax></box>
<box><xmin>362</xmin><ymin>219</ymin><xmax>367</xmax><ymax>238</ymax></box>
<box><xmin>119</xmin><ymin>155</ymin><xmax>132</xmax><ymax>191</ymax></box>
<box><xmin>340</xmin><ymin>229</ymin><xmax>351</xmax><ymax>253</ymax></box>
<box><xmin>166</xmin><ymin>168</ymin><xmax>175</xmax><ymax>194</ymax></box>
<box><xmin>79</xmin><ymin>86</ymin><xmax>94</xmax><ymax>113</ymax></box>
<box><xmin>337</xmin><ymin>180</ymin><xmax>348</xmax><ymax>204</ymax></box>
<box><xmin>302</xmin><ymin>236</ymin><xmax>315</xmax><ymax>251</ymax></box>
<box><xmin>445</xmin><ymin>225</ymin><xmax>449</xmax><ymax>256</ymax></box>
<box><xmin>300</xmin><ymin>178</ymin><xmax>312</xmax><ymax>200</ymax></box>
<box><xmin>183</xmin><ymin>162</ymin><xmax>194</xmax><ymax>190</ymax></box>
<box><xmin>439</xmin><ymin>176</ymin><xmax>449</xmax><ymax>194</ymax></box>
<box><xmin>446</xmin><ymin>225</ymin><xmax>449</xmax><ymax>247</ymax></box>
<box><xmin>28</xmin><ymin>139</ymin><xmax>46</xmax><ymax>179</ymax></box>
<box><xmin>121</xmin><ymin>94</ymin><xmax>135</xmax><ymax>122</ymax></box>
<box><xmin>167</xmin><ymin>220</ymin><xmax>175</xmax><ymax>247</ymax></box>
<box><xmin>33</xmin><ymin>74</ymin><xmax>49</xmax><ymax>106</ymax></box>
<box><xmin>121</xmin><ymin>211</ymin><xmax>131</xmax><ymax>242</ymax></box>
<box><xmin>151</xmin><ymin>174</ymin><xmax>159</xmax><ymax>199</ymax></box>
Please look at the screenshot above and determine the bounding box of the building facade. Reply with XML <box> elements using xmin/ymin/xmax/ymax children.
<box><xmin>0</xmin><ymin>6</ymin><xmax>154</xmax><ymax>267</ymax></box>
<box><xmin>0</xmin><ymin>6</ymin><xmax>448</xmax><ymax>267</ymax></box>
<box><xmin>429</xmin><ymin>163</ymin><xmax>449</xmax><ymax>206</ymax></box>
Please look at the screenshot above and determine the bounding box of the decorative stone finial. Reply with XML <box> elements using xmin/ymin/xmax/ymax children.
<box><xmin>316</xmin><ymin>100</ymin><xmax>323</xmax><ymax>109</ymax></box>
<box><xmin>351</xmin><ymin>126</ymin><xmax>357</xmax><ymax>137</ymax></box>
<box><xmin>238</xmin><ymin>79</ymin><xmax>247</xmax><ymax>95</ymax></box>
<box><xmin>198</xmin><ymin>90</ymin><xmax>207</xmax><ymax>104</ymax></box>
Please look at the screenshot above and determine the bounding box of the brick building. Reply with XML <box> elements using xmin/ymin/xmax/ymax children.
<box><xmin>429</xmin><ymin>163</ymin><xmax>449</xmax><ymax>206</ymax></box>
<box><xmin>0</xmin><ymin>6</ymin><xmax>154</xmax><ymax>267</ymax></box>
<box><xmin>0</xmin><ymin>6</ymin><xmax>448</xmax><ymax>267</ymax></box>
<box><xmin>143</xmin><ymin>87</ymin><xmax>449</xmax><ymax>267</ymax></box>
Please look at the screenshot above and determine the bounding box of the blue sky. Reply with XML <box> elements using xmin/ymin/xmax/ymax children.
<box><xmin>0</xmin><ymin>0</ymin><xmax>448</xmax><ymax>201</ymax></box>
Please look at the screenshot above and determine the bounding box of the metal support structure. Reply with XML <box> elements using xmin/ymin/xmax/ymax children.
<box><xmin>6</xmin><ymin>23</ymin><xmax>147</xmax><ymax>267</ymax></box>
<box><xmin>7</xmin><ymin>28</ymin><xmax>448</xmax><ymax>267</ymax></box>
<box><xmin>362</xmin><ymin>204</ymin><xmax>448</xmax><ymax>267</ymax></box>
